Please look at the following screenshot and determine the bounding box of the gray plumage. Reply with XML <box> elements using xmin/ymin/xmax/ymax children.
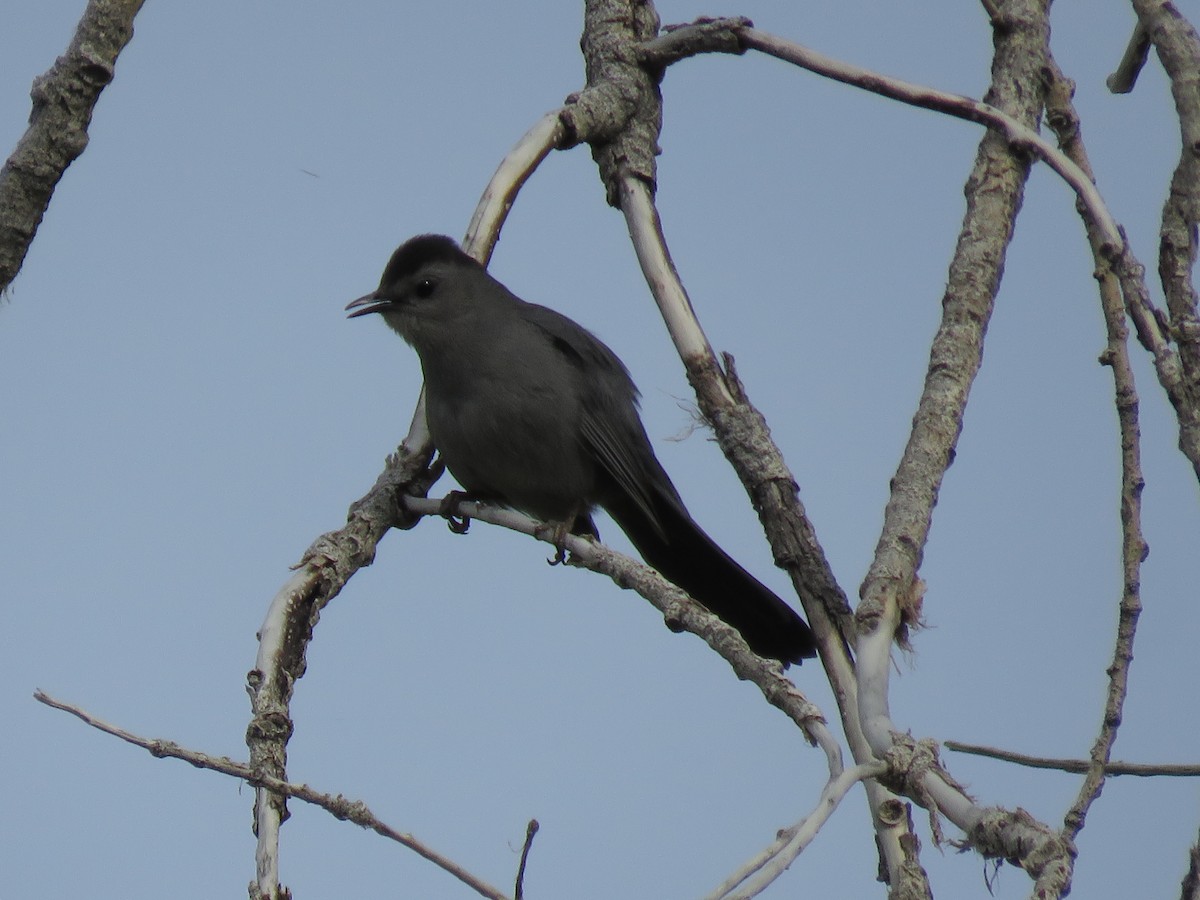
<box><xmin>347</xmin><ymin>234</ymin><xmax>816</xmax><ymax>665</ymax></box>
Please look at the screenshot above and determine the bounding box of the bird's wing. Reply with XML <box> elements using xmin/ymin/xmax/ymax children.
<box><xmin>521</xmin><ymin>302</ymin><xmax>669</xmax><ymax>540</ymax></box>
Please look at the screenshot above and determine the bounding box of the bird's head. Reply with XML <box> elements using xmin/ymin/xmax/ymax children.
<box><xmin>346</xmin><ymin>234</ymin><xmax>485</xmax><ymax>349</ymax></box>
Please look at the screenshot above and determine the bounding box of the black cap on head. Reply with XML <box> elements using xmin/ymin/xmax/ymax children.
<box><xmin>379</xmin><ymin>234</ymin><xmax>475</xmax><ymax>288</ymax></box>
<box><xmin>346</xmin><ymin>234</ymin><xmax>480</xmax><ymax>318</ymax></box>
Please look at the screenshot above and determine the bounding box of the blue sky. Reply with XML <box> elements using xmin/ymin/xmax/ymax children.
<box><xmin>2</xmin><ymin>2</ymin><xmax>1196</xmax><ymax>897</ymax></box>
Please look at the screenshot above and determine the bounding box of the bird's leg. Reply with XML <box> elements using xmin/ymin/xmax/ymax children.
<box><xmin>535</xmin><ymin>519</ymin><xmax>574</xmax><ymax>566</ymax></box>
<box><xmin>438</xmin><ymin>490</ymin><xmax>476</xmax><ymax>534</ymax></box>
<box><xmin>536</xmin><ymin>508</ymin><xmax>594</xmax><ymax>566</ymax></box>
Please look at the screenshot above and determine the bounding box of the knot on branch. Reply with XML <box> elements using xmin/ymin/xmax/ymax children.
<box><xmin>878</xmin><ymin>734</ymin><xmax>964</xmax><ymax>847</ymax></box>
<box><xmin>560</xmin><ymin>83</ymin><xmax>640</xmax><ymax>148</ymax></box>
<box><xmin>77</xmin><ymin>44</ymin><xmax>117</xmax><ymax>86</ymax></box>
<box><xmin>968</xmin><ymin>807</ymin><xmax>1076</xmax><ymax>889</ymax></box>
<box><xmin>328</xmin><ymin>794</ymin><xmax>368</xmax><ymax>823</ymax></box>
<box><xmin>574</xmin><ymin>0</ymin><xmax>664</xmax><ymax>206</ymax></box>
<box><xmin>246</xmin><ymin>710</ymin><xmax>294</xmax><ymax>746</ymax></box>
<box><xmin>638</xmin><ymin>17</ymin><xmax>753</xmax><ymax>67</ymax></box>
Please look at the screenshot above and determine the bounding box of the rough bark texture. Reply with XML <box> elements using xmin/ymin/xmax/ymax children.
<box><xmin>568</xmin><ymin>0</ymin><xmax>663</xmax><ymax>206</ymax></box>
<box><xmin>857</xmin><ymin>0</ymin><xmax>1049</xmax><ymax>641</ymax></box>
<box><xmin>1042</xmin><ymin>56</ymin><xmax>1149</xmax><ymax>844</ymax></box>
<box><xmin>0</xmin><ymin>0</ymin><xmax>146</xmax><ymax>294</ymax></box>
<box><xmin>1131</xmin><ymin>0</ymin><xmax>1200</xmax><ymax>478</ymax></box>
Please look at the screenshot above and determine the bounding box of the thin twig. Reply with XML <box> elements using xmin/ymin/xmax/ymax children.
<box><xmin>639</xmin><ymin>20</ymin><xmax>1123</xmax><ymax>252</ymax></box>
<box><xmin>707</xmin><ymin>762</ymin><xmax>887</xmax><ymax>900</ymax></box>
<box><xmin>34</xmin><ymin>690</ymin><xmax>510</xmax><ymax>900</ymax></box>
<box><xmin>644</xmin><ymin>15</ymin><xmax>1196</xmax><ymax>477</ymax></box>
<box><xmin>1041</xmin><ymin>56</ymin><xmax>1149</xmax><ymax>843</ymax></box>
<box><xmin>1131</xmin><ymin>0</ymin><xmax>1200</xmax><ymax>480</ymax></box>
<box><xmin>946</xmin><ymin>741</ymin><xmax>1200</xmax><ymax>777</ymax></box>
<box><xmin>514</xmin><ymin>819</ymin><xmax>539</xmax><ymax>900</ymax></box>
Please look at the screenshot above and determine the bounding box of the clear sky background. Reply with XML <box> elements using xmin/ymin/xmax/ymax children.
<box><xmin>2</xmin><ymin>2</ymin><xmax>1196</xmax><ymax>898</ymax></box>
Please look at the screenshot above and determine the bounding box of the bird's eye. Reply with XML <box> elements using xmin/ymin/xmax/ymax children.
<box><xmin>414</xmin><ymin>278</ymin><xmax>436</xmax><ymax>299</ymax></box>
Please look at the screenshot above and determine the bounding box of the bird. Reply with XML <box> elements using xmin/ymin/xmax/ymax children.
<box><xmin>346</xmin><ymin>234</ymin><xmax>817</xmax><ymax>665</ymax></box>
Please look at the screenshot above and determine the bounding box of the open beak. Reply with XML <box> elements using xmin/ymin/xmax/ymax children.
<box><xmin>345</xmin><ymin>291</ymin><xmax>391</xmax><ymax>318</ymax></box>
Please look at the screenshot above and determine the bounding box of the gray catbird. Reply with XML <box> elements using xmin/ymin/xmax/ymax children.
<box><xmin>347</xmin><ymin>234</ymin><xmax>816</xmax><ymax>665</ymax></box>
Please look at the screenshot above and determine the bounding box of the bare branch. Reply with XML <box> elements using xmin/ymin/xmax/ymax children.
<box><xmin>1041</xmin><ymin>58</ymin><xmax>1149</xmax><ymax>843</ymax></box>
<box><xmin>1131</xmin><ymin>0</ymin><xmax>1200</xmax><ymax>478</ymax></box>
<box><xmin>248</xmin><ymin>439</ymin><xmax>441</xmax><ymax>897</ymax></box>
<box><xmin>400</xmin><ymin>495</ymin><xmax>837</xmax><ymax>752</ymax></box>
<box><xmin>35</xmin><ymin>691</ymin><xmax>511</xmax><ymax>900</ymax></box>
<box><xmin>514</xmin><ymin>819</ymin><xmax>539</xmax><ymax>900</ymax></box>
<box><xmin>636</xmin><ymin>16</ymin><xmax>752</xmax><ymax>67</ymax></box>
<box><xmin>245</xmin><ymin>97</ymin><xmax>570</xmax><ymax>893</ymax></box>
<box><xmin>617</xmin><ymin>174</ymin><xmax>860</xmax><ymax>678</ymax></box>
<box><xmin>464</xmin><ymin>112</ymin><xmax>566</xmax><ymax>265</ymax></box>
<box><xmin>1107</xmin><ymin>20</ymin><xmax>1151</xmax><ymax>93</ymax></box>
<box><xmin>855</xmin><ymin>0</ymin><xmax>1047</xmax><ymax>760</ymax></box>
<box><xmin>617</xmin><ymin>176</ymin><xmax>910</xmax><ymax>888</ymax></box>
<box><xmin>836</xmin><ymin>1</ymin><xmax>1076</xmax><ymax>892</ymax></box>
<box><xmin>737</xmin><ymin>27</ymin><xmax>1122</xmax><ymax>251</ymax></box>
<box><xmin>639</xmin><ymin>13</ymin><xmax>1200</xmax><ymax>478</ymax></box>
<box><xmin>566</xmin><ymin>0</ymin><xmax>663</xmax><ymax>206</ymax></box>
<box><xmin>596</xmin><ymin>2</ymin><xmax>919</xmax><ymax>880</ymax></box>
<box><xmin>636</xmin><ymin>17</ymin><xmax>1124</xmax><ymax>254</ymax></box>
<box><xmin>0</xmin><ymin>0</ymin><xmax>146</xmax><ymax>294</ymax></box>
<box><xmin>707</xmin><ymin>762</ymin><xmax>888</xmax><ymax>900</ymax></box>
<box><xmin>946</xmin><ymin>741</ymin><xmax>1200</xmax><ymax>777</ymax></box>
<box><xmin>618</xmin><ymin>177</ymin><xmax>726</xmax><ymax>385</ymax></box>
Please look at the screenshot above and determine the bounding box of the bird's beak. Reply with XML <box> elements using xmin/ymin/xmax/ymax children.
<box><xmin>345</xmin><ymin>291</ymin><xmax>391</xmax><ymax>318</ymax></box>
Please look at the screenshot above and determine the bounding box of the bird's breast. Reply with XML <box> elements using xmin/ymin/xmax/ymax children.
<box><xmin>423</xmin><ymin>361</ymin><xmax>597</xmax><ymax>523</ymax></box>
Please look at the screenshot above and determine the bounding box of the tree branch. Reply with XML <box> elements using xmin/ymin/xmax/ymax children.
<box><xmin>946</xmin><ymin>741</ymin><xmax>1200</xmax><ymax>776</ymax></box>
<box><xmin>638</xmin><ymin>18</ymin><xmax>1123</xmax><ymax>251</ymax></box>
<box><xmin>248</xmin><ymin>434</ymin><xmax>440</xmax><ymax>896</ymax></box>
<box><xmin>464</xmin><ymin>111</ymin><xmax>566</xmax><ymax>265</ymax></box>
<box><xmin>401</xmin><ymin>495</ymin><xmax>837</xmax><ymax>751</ymax></box>
<box><xmin>706</xmin><ymin>762</ymin><xmax>888</xmax><ymax>900</ymax></box>
<box><xmin>514</xmin><ymin>819</ymin><xmax>538</xmax><ymax>900</ymax></box>
<box><xmin>1107</xmin><ymin>20</ymin><xmax>1151</xmax><ymax>93</ymax></box>
<box><xmin>636</xmin><ymin>16</ymin><xmax>751</xmax><ymax>66</ymax></box>
<box><xmin>840</xmin><ymin>1</ymin><xmax>1075</xmax><ymax>892</ymax></box>
<box><xmin>1041</xmin><ymin>55</ymin><xmax>1149</xmax><ymax>844</ymax></box>
<box><xmin>642</xmin><ymin>13</ymin><xmax>1200</xmax><ymax>479</ymax></box>
<box><xmin>35</xmin><ymin>691</ymin><xmax>510</xmax><ymax>900</ymax></box>
<box><xmin>246</xmin><ymin>99</ymin><xmax>565</xmax><ymax>894</ymax></box>
<box><xmin>583</xmin><ymin>1</ymin><xmax>916</xmax><ymax>886</ymax></box>
<box><xmin>612</xmin><ymin>79</ymin><xmax>915</xmax><ymax>900</ymax></box>
<box><xmin>0</xmin><ymin>0</ymin><xmax>146</xmax><ymax>294</ymax></box>
<box><xmin>1131</xmin><ymin>0</ymin><xmax>1200</xmax><ymax>480</ymax></box>
<box><xmin>567</xmin><ymin>0</ymin><xmax>663</xmax><ymax>207</ymax></box>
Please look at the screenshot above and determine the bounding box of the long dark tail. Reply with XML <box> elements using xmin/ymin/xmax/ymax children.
<box><xmin>601</xmin><ymin>485</ymin><xmax>817</xmax><ymax>665</ymax></box>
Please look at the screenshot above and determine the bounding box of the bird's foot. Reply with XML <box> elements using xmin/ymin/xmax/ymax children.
<box><xmin>438</xmin><ymin>490</ymin><xmax>474</xmax><ymax>534</ymax></box>
<box><xmin>535</xmin><ymin>520</ymin><xmax>572</xmax><ymax>565</ymax></box>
